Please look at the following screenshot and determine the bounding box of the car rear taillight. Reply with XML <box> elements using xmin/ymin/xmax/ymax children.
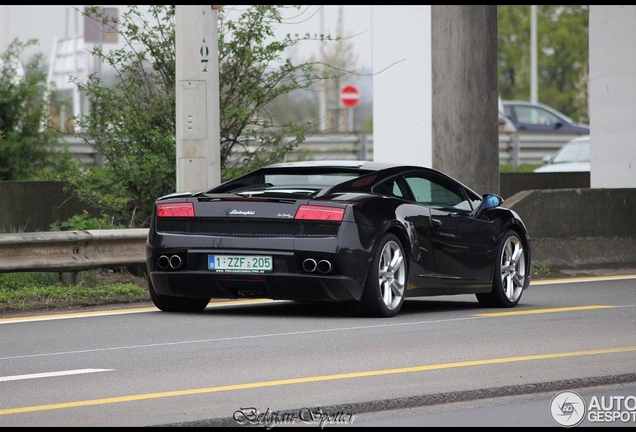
<box><xmin>295</xmin><ymin>205</ymin><xmax>345</xmax><ymax>221</ymax></box>
<box><xmin>157</xmin><ymin>202</ymin><xmax>195</xmax><ymax>217</ymax></box>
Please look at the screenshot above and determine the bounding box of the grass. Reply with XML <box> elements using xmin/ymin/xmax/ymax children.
<box><xmin>499</xmin><ymin>163</ymin><xmax>543</xmax><ymax>173</ymax></box>
<box><xmin>0</xmin><ymin>268</ymin><xmax>150</xmax><ymax>314</ymax></box>
<box><xmin>0</xmin><ymin>265</ymin><xmax>569</xmax><ymax>315</ymax></box>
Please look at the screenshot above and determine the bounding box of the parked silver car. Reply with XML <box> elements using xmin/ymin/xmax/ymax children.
<box><xmin>534</xmin><ymin>135</ymin><xmax>590</xmax><ymax>173</ymax></box>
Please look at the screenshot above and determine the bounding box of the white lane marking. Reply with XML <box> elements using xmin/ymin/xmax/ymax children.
<box><xmin>0</xmin><ymin>368</ymin><xmax>113</xmax><ymax>382</ymax></box>
<box><xmin>0</xmin><ymin>315</ymin><xmax>483</xmax><ymax>361</ymax></box>
<box><xmin>1</xmin><ymin>302</ymin><xmax>634</xmax><ymax>362</ymax></box>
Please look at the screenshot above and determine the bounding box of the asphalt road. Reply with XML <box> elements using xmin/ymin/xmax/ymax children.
<box><xmin>1</xmin><ymin>273</ymin><xmax>635</xmax><ymax>427</ymax></box>
<box><xmin>332</xmin><ymin>382</ymin><xmax>636</xmax><ymax>427</ymax></box>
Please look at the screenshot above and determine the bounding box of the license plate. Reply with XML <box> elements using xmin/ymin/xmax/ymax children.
<box><xmin>208</xmin><ymin>255</ymin><xmax>272</xmax><ymax>273</ymax></box>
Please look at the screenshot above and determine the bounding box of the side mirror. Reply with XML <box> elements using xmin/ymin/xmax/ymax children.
<box><xmin>480</xmin><ymin>194</ymin><xmax>503</xmax><ymax>211</ymax></box>
<box><xmin>471</xmin><ymin>194</ymin><xmax>502</xmax><ymax>218</ymax></box>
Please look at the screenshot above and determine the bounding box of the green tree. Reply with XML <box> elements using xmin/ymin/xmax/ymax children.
<box><xmin>498</xmin><ymin>5</ymin><xmax>589</xmax><ymax>122</ymax></box>
<box><xmin>0</xmin><ymin>39</ymin><xmax>67</xmax><ymax>181</ymax></box>
<box><xmin>56</xmin><ymin>5</ymin><xmax>339</xmax><ymax>228</ymax></box>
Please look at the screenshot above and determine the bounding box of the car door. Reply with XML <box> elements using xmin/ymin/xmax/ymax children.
<box><xmin>505</xmin><ymin>103</ymin><xmax>570</xmax><ymax>133</ymax></box>
<box><xmin>403</xmin><ymin>173</ymin><xmax>499</xmax><ymax>284</ymax></box>
<box><xmin>373</xmin><ymin>176</ymin><xmax>439</xmax><ymax>286</ymax></box>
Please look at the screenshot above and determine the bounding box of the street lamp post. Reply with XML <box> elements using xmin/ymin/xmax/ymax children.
<box><xmin>531</xmin><ymin>5</ymin><xmax>538</xmax><ymax>104</ymax></box>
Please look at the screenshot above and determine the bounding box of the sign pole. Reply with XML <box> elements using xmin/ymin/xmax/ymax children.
<box><xmin>349</xmin><ymin>107</ymin><xmax>354</xmax><ymax>132</ymax></box>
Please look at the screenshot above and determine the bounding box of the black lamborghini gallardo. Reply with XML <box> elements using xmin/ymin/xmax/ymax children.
<box><xmin>146</xmin><ymin>160</ymin><xmax>531</xmax><ymax>317</ymax></box>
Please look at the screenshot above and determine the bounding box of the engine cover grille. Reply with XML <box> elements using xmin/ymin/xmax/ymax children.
<box><xmin>156</xmin><ymin>217</ymin><xmax>341</xmax><ymax>237</ymax></box>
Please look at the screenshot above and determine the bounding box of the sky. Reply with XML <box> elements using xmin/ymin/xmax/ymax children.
<box><xmin>0</xmin><ymin>5</ymin><xmax>374</xmax><ymax>71</ymax></box>
<box><xmin>271</xmin><ymin>5</ymin><xmax>373</xmax><ymax>71</ymax></box>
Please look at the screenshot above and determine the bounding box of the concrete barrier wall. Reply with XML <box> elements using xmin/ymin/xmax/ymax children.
<box><xmin>0</xmin><ymin>181</ymin><xmax>98</xmax><ymax>233</ymax></box>
<box><xmin>2</xmin><ymin>179</ymin><xmax>634</xmax><ymax>273</ymax></box>
<box><xmin>505</xmin><ymin>188</ymin><xmax>636</xmax><ymax>270</ymax></box>
<box><xmin>500</xmin><ymin>172</ymin><xmax>590</xmax><ymax>200</ymax></box>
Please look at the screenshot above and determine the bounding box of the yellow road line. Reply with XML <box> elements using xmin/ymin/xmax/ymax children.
<box><xmin>2</xmin><ymin>345</ymin><xmax>636</xmax><ymax>416</ymax></box>
<box><xmin>531</xmin><ymin>274</ymin><xmax>636</xmax><ymax>285</ymax></box>
<box><xmin>0</xmin><ymin>307</ymin><xmax>157</xmax><ymax>323</ymax></box>
<box><xmin>0</xmin><ymin>299</ymin><xmax>273</xmax><ymax>324</ymax></box>
<box><xmin>475</xmin><ymin>305</ymin><xmax>614</xmax><ymax>317</ymax></box>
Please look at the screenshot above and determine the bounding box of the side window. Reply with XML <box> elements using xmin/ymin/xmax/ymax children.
<box><xmin>517</xmin><ymin>106</ymin><xmax>559</xmax><ymax>126</ymax></box>
<box><xmin>374</xmin><ymin>180</ymin><xmax>404</xmax><ymax>198</ymax></box>
<box><xmin>504</xmin><ymin>105</ymin><xmax>514</xmax><ymax>119</ymax></box>
<box><xmin>404</xmin><ymin>175</ymin><xmax>472</xmax><ymax>212</ymax></box>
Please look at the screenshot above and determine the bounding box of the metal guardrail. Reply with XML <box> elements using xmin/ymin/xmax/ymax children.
<box><xmin>498</xmin><ymin>132</ymin><xmax>583</xmax><ymax>167</ymax></box>
<box><xmin>0</xmin><ymin>229</ymin><xmax>149</xmax><ymax>284</ymax></box>
<box><xmin>290</xmin><ymin>133</ymin><xmax>373</xmax><ymax>161</ymax></box>
<box><xmin>67</xmin><ymin>133</ymin><xmax>580</xmax><ymax>166</ymax></box>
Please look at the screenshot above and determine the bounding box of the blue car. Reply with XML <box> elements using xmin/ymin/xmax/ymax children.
<box><xmin>502</xmin><ymin>100</ymin><xmax>590</xmax><ymax>134</ymax></box>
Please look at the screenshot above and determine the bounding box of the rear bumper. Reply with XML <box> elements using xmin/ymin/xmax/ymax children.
<box><xmin>149</xmin><ymin>271</ymin><xmax>365</xmax><ymax>302</ymax></box>
<box><xmin>146</xmin><ymin>219</ymin><xmax>376</xmax><ymax>302</ymax></box>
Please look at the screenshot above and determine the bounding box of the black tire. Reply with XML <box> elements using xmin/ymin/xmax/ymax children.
<box><xmin>477</xmin><ymin>230</ymin><xmax>528</xmax><ymax>308</ymax></box>
<box><xmin>355</xmin><ymin>233</ymin><xmax>407</xmax><ymax>317</ymax></box>
<box><xmin>148</xmin><ymin>279</ymin><xmax>210</xmax><ymax>312</ymax></box>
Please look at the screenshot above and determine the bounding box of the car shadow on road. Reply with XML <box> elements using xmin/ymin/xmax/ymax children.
<box><xmin>197</xmin><ymin>296</ymin><xmax>487</xmax><ymax>318</ymax></box>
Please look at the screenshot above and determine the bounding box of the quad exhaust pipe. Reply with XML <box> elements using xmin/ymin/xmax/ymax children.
<box><xmin>317</xmin><ymin>259</ymin><xmax>332</xmax><ymax>274</ymax></box>
<box><xmin>302</xmin><ymin>258</ymin><xmax>333</xmax><ymax>274</ymax></box>
<box><xmin>158</xmin><ymin>254</ymin><xmax>183</xmax><ymax>270</ymax></box>
<box><xmin>302</xmin><ymin>258</ymin><xmax>317</xmax><ymax>273</ymax></box>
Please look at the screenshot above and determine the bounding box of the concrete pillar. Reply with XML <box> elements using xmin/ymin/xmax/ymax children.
<box><xmin>432</xmin><ymin>6</ymin><xmax>499</xmax><ymax>194</ymax></box>
<box><xmin>175</xmin><ymin>6</ymin><xmax>221</xmax><ymax>193</ymax></box>
<box><xmin>372</xmin><ymin>6</ymin><xmax>433</xmax><ymax>168</ymax></box>
<box><xmin>589</xmin><ymin>6</ymin><xmax>636</xmax><ymax>189</ymax></box>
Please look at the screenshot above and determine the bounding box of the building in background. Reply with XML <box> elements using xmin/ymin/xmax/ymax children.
<box><xmin>1</xmin><ymin>6</ymin><xmax>122</xmax><ymax>132</ymax></box>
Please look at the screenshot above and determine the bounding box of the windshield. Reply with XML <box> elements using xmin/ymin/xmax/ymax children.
<box><xmin>553</xmin><ymin>139</ymin><xmax>590</xmax><ymax>163</ymax></box>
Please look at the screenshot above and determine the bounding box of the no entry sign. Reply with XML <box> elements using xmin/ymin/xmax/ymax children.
<box><xmin>340</xmin><ymin>85</ymin><xmax>360</xmax><ymax>108</ymax></box>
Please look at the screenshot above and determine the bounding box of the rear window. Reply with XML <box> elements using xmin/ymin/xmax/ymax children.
<box><xmin>264</xmin><ymin>172</ymin><xmax>360</xmax><ymax>187</ymax></box>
